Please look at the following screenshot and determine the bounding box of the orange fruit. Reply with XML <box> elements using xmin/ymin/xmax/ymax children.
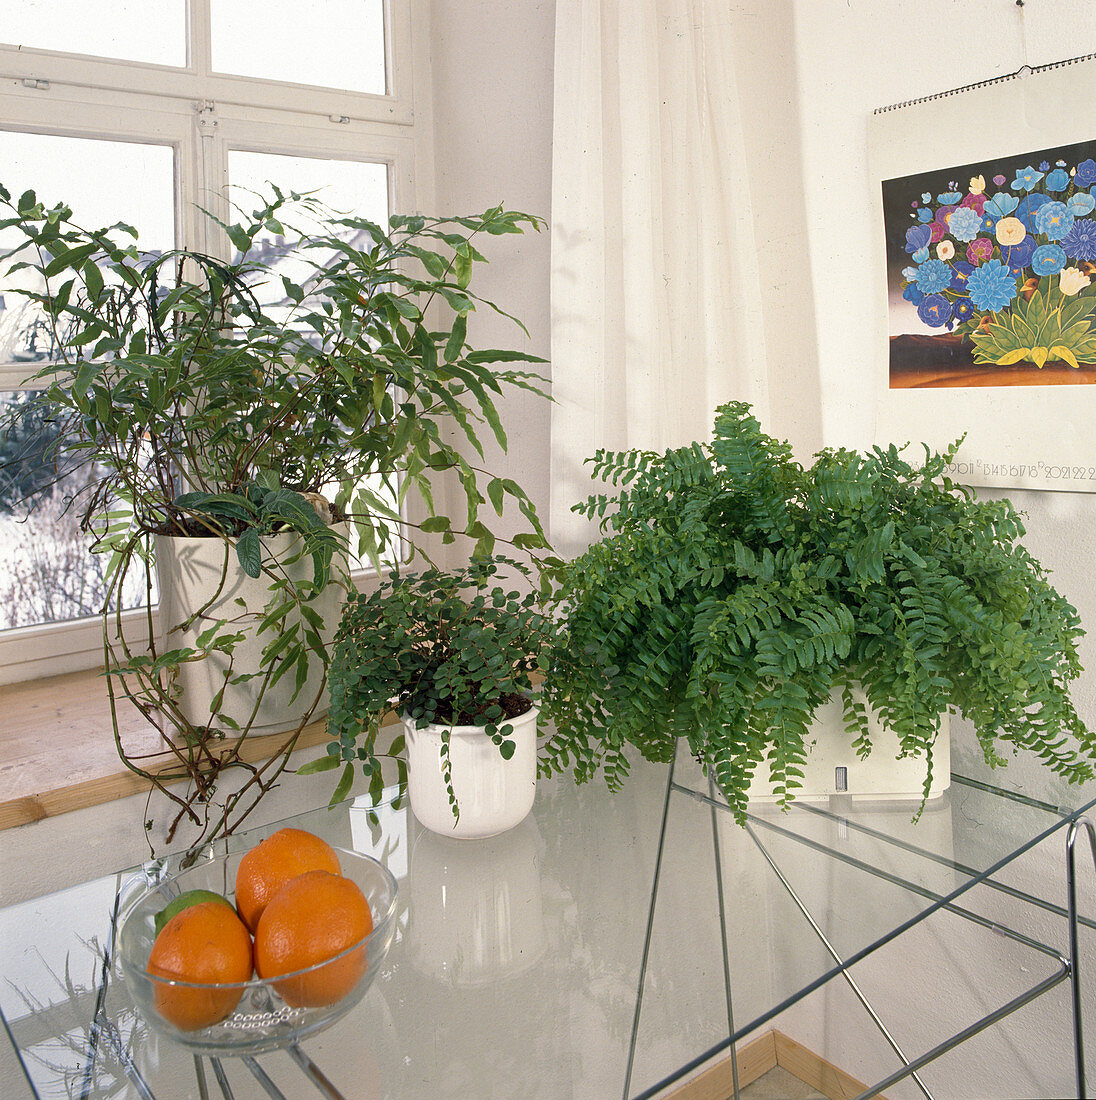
<box><xmin>146</xmin><ymin>901</ymin><xmax>254</xmax><ymax>1031</ymax></box>
<box><xmin>234</xmin><ymin>827</ymin><xmax>342</xmax><ymax>933</ymax></box>
<box><xmin>254</xmin><ymin>870</ymin><xmax>373</xmax><ymax>1008</ymax></box>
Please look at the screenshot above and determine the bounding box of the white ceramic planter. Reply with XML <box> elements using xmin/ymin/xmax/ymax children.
<box><xmin>156</xmin><ymin>526</ymin><xmax>348</xmax><ymax>734</ymax></box>
<box><xmin>402</xmin><ymin>705</ymin><xmax>539</xmax><ymax>839</ymax></box>
<box><xmin>748</xmin><ymin>686</ymin><xmax>951</xmax><ymax>803</ymax></box>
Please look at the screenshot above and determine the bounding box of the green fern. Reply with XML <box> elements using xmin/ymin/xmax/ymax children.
<box><xmin>540</xmin><ymin>402</ymin><xmax>1094</xmax><ymax>823</ymax></box>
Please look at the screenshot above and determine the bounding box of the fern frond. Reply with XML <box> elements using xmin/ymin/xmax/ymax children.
<box><xmin>541</xmin><ymin>401</ymin><xmax>1092</xmax><ymax>821</ymax></box>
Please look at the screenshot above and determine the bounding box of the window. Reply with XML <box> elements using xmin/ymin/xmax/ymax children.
<box><xmin>3</xmin><ymin>1</ymin><xmax>187</xmax><ymax>67</ymax></box>
<box><xmin>0</xmin><ymin>0</ymin><xmax>429</xmax><ymax>684</ymax></box>
<box><xmin>225</xmin><ymin>150</ymin><xmax>390</xmax><ymax>315</ymax></box>
<box><xmin>0</xmin><ymin>136</ymin><xmax>176</xmax><ymax>635</ymax></box>
<box><xmin>210</xmin><ymin>1</ymin><xmax>387</xmax><ymax>95</ymax></box>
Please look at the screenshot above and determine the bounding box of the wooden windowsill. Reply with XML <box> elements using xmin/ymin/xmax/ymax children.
<box><xmin>0</xmin><ymin>669</ymin><xmax>331</xmax><ymax>830</ymax></box>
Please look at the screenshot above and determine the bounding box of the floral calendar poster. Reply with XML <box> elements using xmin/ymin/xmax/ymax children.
<box><xmin>871</xmin><ymin>58</ymin><xmax>1096</xmax><ymax>491</ymax></box>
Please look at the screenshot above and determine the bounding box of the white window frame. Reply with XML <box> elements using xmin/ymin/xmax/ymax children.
<box><xmin>0</xmin><ymin>0</ymin><xmax>435</xmax><ymax>685</ymax></box>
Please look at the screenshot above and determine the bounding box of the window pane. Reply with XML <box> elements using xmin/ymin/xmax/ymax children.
<box><xmin>0</xmin><ymin>135</ymin><xmax>173</xmax><ymax>631</ymax></box>
<box><xmin>2</xmin><ymin>1</ymin><xmax>185</xmax><ymax>67</ymax></box>
<box><xmin>228</xmin><ymin>151</ymin><xmax>394</xmax><ymax>568</ymax></box>
<box><xmin>0</xmin><ymin>132</ymin><xmax>175</xmax><ymax>370</ymax></box>
<box><xmin>211</xmin><ymin>0</ymin><xmax>386</xmax><ymax>95</ymax></box>
<box><xmin>227</xmin><ymin>150</ymin><xmax>388</xmax><ymax>312</ymax></box>
<box><xmin>0</xmin><ymin>392</ymin><xmax>155</xmax><ymax>629</ymax></box>
<box><xmin>229</xmin><ymin>150</ymin><xmax>389</xmax><ymax>215</ymax></box>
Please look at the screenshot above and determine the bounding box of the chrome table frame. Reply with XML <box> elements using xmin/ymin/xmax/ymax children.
<box><xmin>624</xmin><ymin>745</ymin><xmax>1096</xmax><ymax>1100</ymax></box>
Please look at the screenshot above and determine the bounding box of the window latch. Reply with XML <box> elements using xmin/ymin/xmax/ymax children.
<box><xmin>196</xmin><ymin>100</ymin><xmax>217</xmax><ymax>135</ymax></box>
<box><xmin>22</xmin><ymin>78</ymin><xmax>50</xmax><ymax>91</ymax></box>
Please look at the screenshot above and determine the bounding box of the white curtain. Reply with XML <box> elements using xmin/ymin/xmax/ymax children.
<box><xmin>550</xmin><ymin>0</ymin><xmax>770</xmax><ymax>556</ymax></box>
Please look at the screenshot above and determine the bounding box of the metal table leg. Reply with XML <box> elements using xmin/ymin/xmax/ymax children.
<box><xmin>621</xmin><ymin>745</ymin><xmax>680</xmax><ymax>1100</ymax></box>
<box><xmin>1068</xmin><ymin>816</ymin><xmax>1096</xmax><ymax>1098</ymax></box>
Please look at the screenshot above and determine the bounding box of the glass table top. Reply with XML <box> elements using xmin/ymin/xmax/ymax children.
<box><xmin>2</xmin><ymin>745</ymin><xmax>1094</xmax><ymax>1100</ymax></box>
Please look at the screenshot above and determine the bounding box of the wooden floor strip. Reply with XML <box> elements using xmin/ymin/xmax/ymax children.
<box><xmin>662</xmin><ymin>1029</ymin><xmax>884</xmax><ymax>1100</ymax></box>
<box><xmin>773</xmin><ymin>1032</ymin><xmax>885</xmax><ymax>1100</ymax></box>
<box><xmin>663</xmin><ymin>1030</ymin><xmax>776</xmax><ymax>1099</ymax></box>
<box><xmin>0</xmin><ymin>668</ymin><xmax>331</xmax><ymax>829</ymax></box>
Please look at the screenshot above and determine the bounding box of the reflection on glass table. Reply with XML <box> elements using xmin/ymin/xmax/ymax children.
<box><xmin>1</xmin><ymin>748</ymin><xmax>1094</xmax><ymax>1099</ymax></box>
<box><xmin>633</xmin><ymin>750</ymin><xmax>1096</xmax><ymax>1099</ymax></box>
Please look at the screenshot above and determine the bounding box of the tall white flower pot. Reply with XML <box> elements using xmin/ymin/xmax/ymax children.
<box><xmin>748</xmin><ymin>686</ymin><xmax>951</xmax><ymax>803</ymax></box>
<box><xmin>402</xmin><ymin>705</ymin><xmax>539</xmax><ymax>839</ymax></box>
<box><xmin>156</xmin><ymin>527</ymin><xmax>348</xmax><ymax>734</ymax></box>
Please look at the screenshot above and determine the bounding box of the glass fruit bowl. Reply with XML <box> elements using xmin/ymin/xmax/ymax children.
<box><xmin>117</xmin><ymin>846</ymin><xmax>398</xmax><ymax>1055</ymax></box>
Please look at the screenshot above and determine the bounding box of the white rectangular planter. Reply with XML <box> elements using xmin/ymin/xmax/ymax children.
<box><xmin>748</xmin><ymin>687</ymin><xmax>951</xmax><ymax>804</ymax></box>
<box><xmin>156</xmin><ymin>527</ymin><xmax>348</xmax><ymax>734</ymax></box>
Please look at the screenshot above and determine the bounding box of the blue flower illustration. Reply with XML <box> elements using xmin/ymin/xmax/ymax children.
<box><xmin>948</xmin><ymin>207</ymin><xmax>982</xmax><ymax>242</ymax></box>
<box><xmin>905</xmin><ymin>223</ymin><xmax>932</xmax><ymax>254</ymax></box>
<box><xmin>1034</xmin><ymin>201</ymin><xmax>1074</xmax><ymax>241</ymax></box>
<box><xmin>917</xmin><ymin>294</ymin><xmax>953</xmax><ymax>328</ymax></box>
<box><xmin>1016</xmin><ymin>192</ymin><xmax>1050</xmax><ymax>230</ymax></box>
<box><xmin>953</xmin><ymin>298</ymin><xmax>975</xmax><ymax>322</ymax></box>
<box><xmin>1011</xmin><ymin>166</ymin><xmax>1044</xmax><ymax>191</ymax></box>
<box><xmin>1076</xmin><ymin>159</ymin><xmax>1096</xmax><ymax>188</ymax></box>
<box><xmin>1031</xmin><ymin>243</ymin><xmax>1067</xmax><ymax>275</ymax></box>
<box><xmin>1001</xmin><ymin>236</ymin><xmax>1035</xmax><ymax>275</ymax></box>
<box><xmin>915</xmin><ymin>258</ymin><xmax>952</xmax><ymax>294</ymax></box>
<box><xmin>897</xmin><ymin>155</ymin><xmax>1096</xmax><ymax>365</ymax></box>
<box><xmin>1045</xmin><ymin>167</ymin><xmax>1071</xmax><ymax>192</ymax></box>
<box><xmin>1061</xmin><ymin>219</ymin><xmax>1096</xmax><ymax>263</ymax></box>
<box><xmin>985</xmin><ymin>193</ymin><xmax>1019</xmax><ymax>219</ymax></box>
<box><xmin>950</xmin><ymin>261</ymin><xmax>973</xmax><ymax>290</ymax></box>
<box><xmin>1068</xmin><ymin>192</ymin><xmax>1096</xmax><ymax>218</ymax></box>
<box><xmin>966</xmin><ymin>259</ymin><xmax>1017</xmax><ymax>312</ymax></box>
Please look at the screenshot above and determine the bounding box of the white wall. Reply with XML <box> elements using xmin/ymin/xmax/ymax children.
<box><xmin>782</xmin><ymin>2</ymin><xmax>1096</xmax><ymax>1095</ymax></box>
<box><xmin>423</xmin><ymin>1</ymin><xmax>555</xmax><ymax>563</ymax></box>
<box><xmin>789</xmin><ymin>1</ymin><xmax>1096</xmax><ymax>701</ymax></box>
<box><xmin>786</xmin><ymin>6</ymin><xmax>1096</xmax><ymax>764</ymax></box>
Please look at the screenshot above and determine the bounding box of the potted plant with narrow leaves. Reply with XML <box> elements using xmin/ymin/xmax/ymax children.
<box><xmin>0</xmin><ymin>183</ymin><xmax>549</xmax><ymax>846</ymax></box>
<box><xmin>321</xmin><ymin>555</ymin><xmax>558</xmax><ymax>838</ymax></box>
<box><xmin>540</xmin><ymin>402</ymin><xmax>1095</xmax><ymax>822</ymax></box>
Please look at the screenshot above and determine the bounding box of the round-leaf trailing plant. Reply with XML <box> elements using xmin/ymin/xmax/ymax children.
<box><xmin>540</xmin><ymin>402</ymin><xmax>1095</xmax><ymax>823</ymax></box>
<box><xmin>320</xmin><ymin>555</ymin><xmax>558</xmax><ymax>821</ymax></box>
<box><xmin>0</xmin><ymin>182</ymin><xmax>550</xmax><ymax>847</ymax></box>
